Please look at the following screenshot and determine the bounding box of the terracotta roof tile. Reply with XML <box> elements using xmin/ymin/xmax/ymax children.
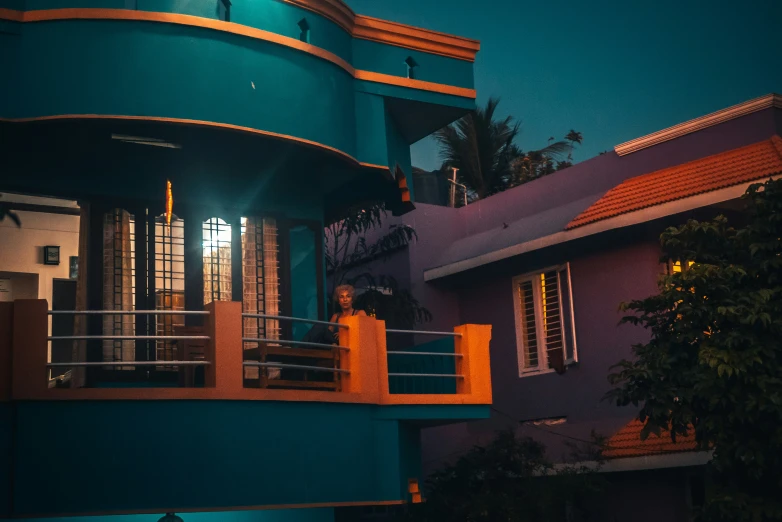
<box><xmin>602</xmin><ymin>419</ymin><xmax>698</xmax><ymax>459</ymax></box>
<box><xmin>567</xmin><ymin>135</ymin><xmax>782</xmax><ymax>230</ymax></box>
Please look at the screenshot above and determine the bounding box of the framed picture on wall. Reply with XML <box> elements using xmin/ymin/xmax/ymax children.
<box><xmin>43</xmin><ymin>246</ymin><xmax>60</xmax><ymax>265</ymax></box>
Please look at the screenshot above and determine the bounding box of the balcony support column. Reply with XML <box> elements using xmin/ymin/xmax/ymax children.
<box><xmin>11</xmin><ymin>300</ymin><xmax>48</xmax><ymax>399</ymax></box>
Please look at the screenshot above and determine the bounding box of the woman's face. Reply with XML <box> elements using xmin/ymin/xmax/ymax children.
<box><xmin>338</xmin><ymin>290</ymin><xmax>353</xmax><ymax>311</ymax></box>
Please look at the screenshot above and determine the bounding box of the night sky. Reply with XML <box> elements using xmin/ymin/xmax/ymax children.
<box><xmin>347</xmin><ymin>0</ymin><xmax>782</xmax><ymax>171</ymax></box>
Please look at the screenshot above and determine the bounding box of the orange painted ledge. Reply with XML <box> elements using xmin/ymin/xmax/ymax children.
<box><xmin>0</xmin><ymin>8</ymin><xmax>476</xmax><ymax>99</ymax></box>
<box><xmin>21</xmin><ymin>499</ymin><xmax>406</xmax><ymax>520</ymax></box>
<box><xmin>380</xmin><ymin>394</ymin><xmax>491</xmax><ymax>406</ymax></box>
<box><xmin>16</xmin><ymin>387</ymin><xmax>492</xmax><ymax>406</ymax></box>
<box><xmin>17</xmin><ymin>387</ymin><xmax>376</xmax><ymax>403</ymax></box>
<box><xmin>0</xmin><ymin>113</ymin><xmax>366</xmax><ymax>165</ymax></box>
<box><xmin>284</xmin><ymin>0</ymin><xmax>481</xmax><ymax>62</ymax></box>
<box><xmin>0</xmin><ymin>113</ymin><xmax>398</xmax><ymax>175</ymax></box>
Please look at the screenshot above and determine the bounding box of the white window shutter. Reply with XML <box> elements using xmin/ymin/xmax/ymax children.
<box><xmin>540</xmin><ymin>270</ymin><xmax>565</xmax><ymax>372</ymax></box>
<box><xmin>517</xmin><ymin>279</ymin><xmax>539</xmax><ymax>370</ymax></box>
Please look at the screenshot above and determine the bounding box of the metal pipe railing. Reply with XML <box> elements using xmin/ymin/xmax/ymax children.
<box><xmin>48</xmin><ymin>335</ymin><xmax>209</xmax><ymax>341</ymax></box>
<box><xmin>388</xmin><ymin>373</ymin><xmax>464</xmax><ymax>378</ymax></box>
<box><xmin>242</xmin><ymin>338</ymin><xmax>347</xmax><ymax>351</ymax></box>
<box><xmin>242</xmin><ymin>313</ymin><xmax>348</xmax><ymax>329</ymax></box>
<box><xmin>387</xmin><ymin>351</ymin><xmax>463</xmax><ymax>357</ymax></box>
<box><xmin>48</xmin><ymin>310</ymin><xmax>210</xmax><ymax>316</ymax></box>
<box><xmin>386</xmin><ymin>329</ymin><xmax>462</xmax><ymax>337</ymax></box>
<box><xmin>243</xmin><ymin>362</ymin><xmax>349</xmax><ymax>374</ymax></box>
<box><xmin>47</xmin><ymin>361</ymin><xmax>211</xmax><ymax>367</ymax></box>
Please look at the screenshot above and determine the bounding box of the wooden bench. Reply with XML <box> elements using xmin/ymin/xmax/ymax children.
<box><xmin>243</xmin><ymin>342</ymin><xmax>341</xmax><ymax>391</ymax></box>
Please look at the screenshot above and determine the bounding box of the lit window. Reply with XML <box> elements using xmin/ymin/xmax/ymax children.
<box><xmin>669</xmin><ymin>259</ymin><xmax>695</xmax><ymax>274</ymax></box>
<box><xmin>155</xmin><ymin>214</ymin><xmax>185</xmax><ymax>362</ymax></box>
<box><xmin>102</xmin><ymin>209</ymin><xmax>136</xmax><ymax>367</ymax></box>
<box><xmin>203</xmin><ymin>217</ymin><xmax>232</xmax><ymax>304</ymax></box>
<box><xmin>512</xmin><ymin>264</ymin><xmax>577</xmax><ymax>376</ymax></box>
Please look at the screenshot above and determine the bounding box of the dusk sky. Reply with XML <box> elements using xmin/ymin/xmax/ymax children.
<box><xmin>348</xmin><ymin>0</ymin><xmax>782</xmax><ymax>171</ymax></box>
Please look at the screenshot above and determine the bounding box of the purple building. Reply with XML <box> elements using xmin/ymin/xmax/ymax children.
<box><xmin>361</xmin><ymin>93</ymin><xmax>782</xmax><ymax>521</ymax></box>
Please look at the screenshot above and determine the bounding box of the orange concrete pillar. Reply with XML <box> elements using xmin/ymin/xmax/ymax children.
<box><xmin>205</xmin><ymin>300</ymin><xmax>242</xmax><ymax>394</ymax></box>
<box><xmin>454</xmin><ymin>324</ymin><xmax>492</xmax><ymax>402</ymax></box>
<box><xmin>340</xmin><ymin>315</ymin><xmax>382</xmax><ymax>401</ymax></box>
<box><xmin>0</xmin><ymin>302</ymin><xmax>13</xmax><ymax>401</ymax></box>
<box><xmin>12</xmin><ymin>299</ymin><xmax>49</xmax><ymax>399</ymax></box>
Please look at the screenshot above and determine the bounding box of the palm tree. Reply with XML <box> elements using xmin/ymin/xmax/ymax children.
<box><xmin>434</xmin><ymin>98</ymin><xmax>519</xmax><ymax>200</ymax></box>
<box><xmin>565</xmin><ymin>129</ymin><xmax>583</xmax><ymax>146</ymax></box>
<box><xmin>436</xmin><ymin>99</ymin><xmax>577</xmax><ymax>200</ymax></box>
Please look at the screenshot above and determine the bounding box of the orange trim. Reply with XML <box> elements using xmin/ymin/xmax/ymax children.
<box><xmin>19</xmin><ymin>387</ymin><xmax>379</xmax><ymax>403</ymax></box>
<box><xmin>0</xmin><ymin>8</ymin><xmax>476</xmax><ymax>98</ymax></box>
<box><xmin>283</xmin><ymin>0</ymin><xmax>355</xmax><ymax>34</ymax></box>
<box><xmin>21</xmin><ymin>500</ymin><xmax>406</xmax><ymax>519</ymax></box>
<box><xmin>0</xmin><ymin>7</ymin><xmax>22</xmax><ymax>21</ymax></box>
<box><xmin>354</xmin><ymin>16</ymin><xmax>480</xmax><ymax>62</ymax></box>
<box><xmin>282</xmin><ymin>0</ymin><xmax>480</xmax><ymax>62</ymax></box>
<box><xmin>359</xmin><ymin>162</ymin><xmax>392</xmax><ymax>172</ymax></box>
<box><xmin>15</xmin><ymin>8</ymin><xmax>354</xmax><ymax>73</ymax></box>
<box><xmin>355</xmin><ymin>70</ymin><xmax>476</xmax><ymax>98</ymax></box>
<box><xmin>0</xmin><ymin>113</ymin><xmax>361</xmax><ymax>164</ymax></box>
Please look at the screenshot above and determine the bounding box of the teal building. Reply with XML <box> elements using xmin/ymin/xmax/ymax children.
<box><xmin>0</xmin><ymin>2</ymin><xmax>490</xmax><ymax>521</ymax></box>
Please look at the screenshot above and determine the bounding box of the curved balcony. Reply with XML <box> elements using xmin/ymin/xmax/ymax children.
<box><xmin>3</xmin><ymin>299</ymin><xmax>492</xmax><ymax>405</ymax></box>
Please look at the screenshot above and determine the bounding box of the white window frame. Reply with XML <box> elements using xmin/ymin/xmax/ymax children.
<box><xmin>512</xmin><ymin>263</ymin><xmax>578</xmax><ymax>377</ymax></box>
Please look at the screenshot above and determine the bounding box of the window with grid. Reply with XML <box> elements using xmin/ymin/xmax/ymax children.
<box><xmin>203</xmin><ymin>217</ymin><xmax>232</xmax><ymax>305</ymax></box>
<box><xmin>155</xmin><ymin>214</ymin><xmax>185</xmax><ymax>362</ymax></box>
<box><xmin>512</xmin><ymin>263</ymin><xmax>577</xmax><ymax>376</ymax></box>
<box><xmin>102</xmin><ymin>209</ymin><xmax>136</xmax><ymax>368</ymax></box>
<box><xmin>241</xmin><ymin>217</ymin><xmax>281</xmax><ymax>379</ymax></box>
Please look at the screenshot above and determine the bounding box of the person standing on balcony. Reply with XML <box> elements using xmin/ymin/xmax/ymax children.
<box><xmin>329</xmin><ymin>284</ymin><xmax>366</xmax><ymax>343</ymax></box>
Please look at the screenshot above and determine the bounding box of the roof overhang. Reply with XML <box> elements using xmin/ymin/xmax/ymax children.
<box><xmin>552</xmin><ymin>450</ymin><xmax>713</xmax><ymax>474</ymax></box>
<box><xmin>615</xmin><ymin>93</ymin><xmax>781</xmax><ymax>156</ymax></box>
<box><xmin>424</xmin><ymin>177</ymin><xmax>772</xmax><ymax>281</ymax></box>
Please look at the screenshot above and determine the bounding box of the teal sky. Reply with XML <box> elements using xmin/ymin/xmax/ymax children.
<box><xmin>347</xmin><ymin>0</ymin><xmax>782</xmax><ymax>171</ymax></box>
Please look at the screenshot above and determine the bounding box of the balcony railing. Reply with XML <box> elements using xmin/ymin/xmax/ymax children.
<box><xmin>387</xmin><ymin>329</ymin><xmax>462</xmax><ymax>395</ymax></box>
<box><xmin>0</xmin><ymin>299</ymin><xmax>492</xmax><ymax>406</ymax></box>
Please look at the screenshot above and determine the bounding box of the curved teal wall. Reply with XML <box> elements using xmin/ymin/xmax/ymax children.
<box><xmin>353</xmin><ymin>39</ymin><xmax>475</xmax><ymax>90</ymax></box>
<box><xmin>1</xmin><ymin>0</ymin><xmax>476</xmax><ymax>201</ymax></box>
<box><xmin>6</xmin><ymin>20</ymin><xmax>358</xmax><ymax>157</ymax></box>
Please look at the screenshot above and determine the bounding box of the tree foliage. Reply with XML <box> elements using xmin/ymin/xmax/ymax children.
<box><xmin>606</xmin><ymin>178</ymin><xmax>782</xmax><ymax>521</ymax></box>
<box><xmin>325</xmin><ymin>203</ymin><xmax>432</xmax><ymax>326</ymax></box>
<box><xmin>434</xmin><ymin>98</ymin><xmax>581</xmax><ymax>201</ymax></box>
<box><xmin>401</xmin><ymin>430</ymin><xmax>605</xmax><ymax>522</ymax></box>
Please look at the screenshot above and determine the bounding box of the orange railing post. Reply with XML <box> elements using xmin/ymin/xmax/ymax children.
<box><xmin>205</xmin><ymin>300</ymin><xmax>242</xmax><ymax>394</ymax></box>
<box><xmin>340</xmin><ymin>315</ymin><xmax>382</xmax><ymax>401</ymax></box>
<box><xmin>453</xmin><ymin>324</ymin><xmax>492</xmax><ymax>403</ymax></box>
<box><xmin>12</xmin><ymin>299</ymin><xmax>49</xmax><ymax>399</ymax></box>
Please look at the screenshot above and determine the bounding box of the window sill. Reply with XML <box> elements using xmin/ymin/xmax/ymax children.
<box><xmin>518</xmin><ymin>368</ymin><xmax>558</xmax><ymax>378</ymax></box>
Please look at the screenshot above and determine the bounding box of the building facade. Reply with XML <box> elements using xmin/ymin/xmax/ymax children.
<box><xmin>0</xmin><ymin>2</ymin><xmax>493</xmax><ymax>521</ymax></box>
<box><xmin>360</xmin><ymin>94</ymin><xmax>782</xmax><ymax>521</ymax></box>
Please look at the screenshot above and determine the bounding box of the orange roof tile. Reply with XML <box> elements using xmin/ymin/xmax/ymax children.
<box><xmin>603</xmin><ymin>419</ymin><xmax>698</xmax><ymax>459</ymax></box>
<box><xmin>567</xmin><ymin>135</ymin><xmax>782</xmax><ymax>229</ymax></box>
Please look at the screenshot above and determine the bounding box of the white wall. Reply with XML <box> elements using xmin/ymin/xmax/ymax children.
<box><xmin>0</xmin><ymin>210</ymin><xmax>80</xmax><ymax>306</ymax></box>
